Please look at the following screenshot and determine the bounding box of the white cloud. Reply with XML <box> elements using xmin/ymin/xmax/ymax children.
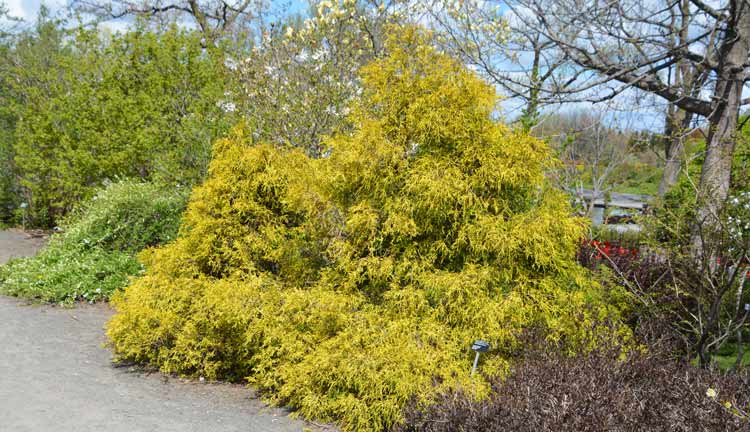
<box><xmin>4</xmin><ymin>0</ymin><xmax>27</xmax><ymax>19</ymax></box>
<box><xmin>4</xmin><ymin>0</ymin><xmax>67</xmax><ymax>21</ymax></box>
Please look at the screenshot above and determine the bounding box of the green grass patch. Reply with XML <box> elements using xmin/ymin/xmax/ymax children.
<box><xmin>0</xmin><ymin>180</ymin><xmax>187</xmax><ymax>303</ymax></box>
<box><xmin>707</xmin><ymin>343</ymin><xmax>750</xmax><ymax>371</ymax></box>
<box><xmin>689</xmin><ymin>343</ymin><xmax>750</xmax><ymax>371</ymax></box>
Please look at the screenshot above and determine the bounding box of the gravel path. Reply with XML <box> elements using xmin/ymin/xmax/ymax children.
<box><xmin>0</xmin><ymin>231</ymin><xmax>325</xmax><ymax>432</ymax></box>
<box><xmin>0</xmin><ymin>228</ymin><xmax>46</xmax><ymax>263</ymax></box>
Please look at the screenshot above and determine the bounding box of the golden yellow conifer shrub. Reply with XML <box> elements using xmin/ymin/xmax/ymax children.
<box><xmin>108</xmin><ymin>28</ymin><xmax>629</xmax><ymax>431</ymax></box>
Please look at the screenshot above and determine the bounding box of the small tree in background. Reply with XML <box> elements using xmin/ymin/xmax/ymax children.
<box><xmin>584</xmin><ymin>131</ymin><xmax>750</xmax><ymax>368</ymax></box>
<box><xmin>643</xmin><ymin>165</ymin><xmax>750</xmax><ymax>367</ymax></box>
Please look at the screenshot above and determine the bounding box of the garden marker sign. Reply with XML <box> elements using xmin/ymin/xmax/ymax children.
<box><xmin>471</xmin><ymin>340</ymin><xmax>490</xmax><ymax>376</ymax></box>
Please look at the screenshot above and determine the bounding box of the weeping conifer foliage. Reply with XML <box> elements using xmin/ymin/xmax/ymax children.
<box><xmin>107</xmin><ymin>28</ymin><xmax>627</xmax><ymax>431</ymax></box>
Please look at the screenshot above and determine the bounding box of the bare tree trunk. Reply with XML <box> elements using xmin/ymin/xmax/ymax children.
<box><xmin>658</xmin><ymin>108</ymin><xmax>692</xmax><ymax>197</ymax></box>
<box><xmin>695</xmin><ymin>3</ymin><xmax>750</xmax><ymax>231</ymax></box>
<box><xmin>697</xmin><ymin>101</ymin><xmax>741</xmax><ymax>223</ymax></box>
<box><xmin>659</xmin><ymin>0</ymin><xmax>696</xmax><ymax>197</ymax></box>
<box><xmin>658</xmin><ymin>137</ymin><xmax>683</xmax><ymax>197</ymax></box>
<box><xmin>659</xmin><ymin>1</ymin><xmax>682</xmax><ymax>199</ymax></box>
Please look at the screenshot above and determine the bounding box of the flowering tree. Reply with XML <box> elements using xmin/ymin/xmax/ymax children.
<box><xmin>234</xmin><ymin>0</ymin><xmax>414</xmax><ymax>156</ymax></box>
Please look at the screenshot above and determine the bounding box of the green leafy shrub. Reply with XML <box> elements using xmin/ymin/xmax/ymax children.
<box><xmin>107</xmin><ymin>29</ymin><xmax>628</xmax><ymax>431</ymax></box>
<box><xmin>0</xmin><ymin>146</ymin><xmax>16</xmax><ymax>224</ymax></box>
<box><xmin>0</xmin><ymin>180</ymin><xmax>187</xmax><ymax>303</ymax></box>
<box><xmin>1</xmin><ymin>18</ymin><xmax>234</xmax><ymax>227</ymax></box>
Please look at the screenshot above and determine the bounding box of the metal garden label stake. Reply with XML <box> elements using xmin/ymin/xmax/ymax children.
<box><xmin>471</xmin><ymin>340</ymin><xmax>489</xmax><ymax>376</ymax></box>
<box><xmin>19</xmin><ymin>202</ymin><xmax>28</xmax><ymax>230</ymax></box>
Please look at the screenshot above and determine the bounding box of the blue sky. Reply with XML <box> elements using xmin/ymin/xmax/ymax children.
<box><xmin>4</xmin><ymin>0</ymin><xmax>307</xmax><ymax>21</ymax></box>
<box><xmin>2</xmin><ymin>0</ymin><xmax>309</xmax><ymax>36</ymax></box>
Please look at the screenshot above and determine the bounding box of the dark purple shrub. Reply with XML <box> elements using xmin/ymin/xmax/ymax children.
<box><xmin>397</xmin><ymin>345</ymin><xmax>750</xmax><ymax>432</ymax></box>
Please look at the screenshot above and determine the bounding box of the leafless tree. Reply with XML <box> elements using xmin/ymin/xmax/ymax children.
<box><xmin>658</xmin><ymin>0</ymin><xmax>707</xmax><ymax>196</ymax></box>
<box><xmin>428</xmin><ymin>0</ymin><xmax>705</xmax><ymax>197</ymax></box>
<box><xmin>69</xmin><ymin>0</ymin><xmax>267</xmax><ymax>42</ymax></box>
<box><xmin>537</xmin><ymin>107</ymin><xmax>635</xmax><ymax>217</ymax></box>
<box><xmin>428</xmin><ymin>0</ymin><xmax>575</xmax><ymax>127</ymax></box>
<box><xmin>510</xmin><ymin>0</ymin><xmax>750</xmax><ymax>231</ymax></box>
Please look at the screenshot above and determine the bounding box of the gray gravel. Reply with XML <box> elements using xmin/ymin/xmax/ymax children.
<box><xmin>0</xmin><ymin>231</ymin><xmax>326</xmax><ymax>432</ymax></box>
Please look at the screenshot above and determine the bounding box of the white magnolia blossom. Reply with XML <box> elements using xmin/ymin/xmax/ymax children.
<box><xmin>219</xmin><ymin>101</ymin><xmax>236</xmax><ymax>113</ymax></box>
<box><xmin>727</xmin><ymin>191</ymin><xmax>750</xmax><ymax>241</ymax></box>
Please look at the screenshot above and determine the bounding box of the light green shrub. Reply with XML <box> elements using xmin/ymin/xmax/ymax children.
<box><xmin>0</xmin><ymin>180</ymin><xmax>187</xmax><ymax>303</ymax></box>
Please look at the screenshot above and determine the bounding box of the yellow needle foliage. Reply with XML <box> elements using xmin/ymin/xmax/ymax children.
<box><xmin>107</xmin><ymin>28</ymin><xmax>627</xmax><ymax>431</ymax></box>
